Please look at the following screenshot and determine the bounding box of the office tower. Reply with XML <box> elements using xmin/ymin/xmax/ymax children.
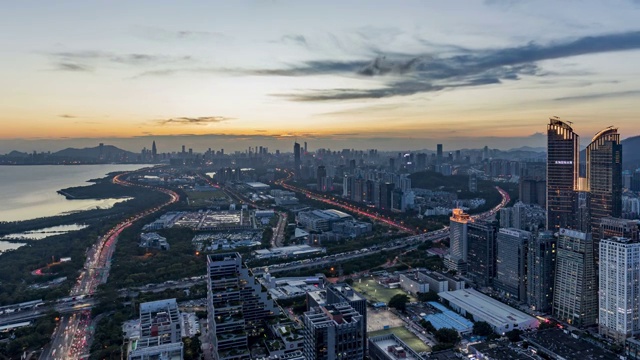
<box><xmin>527</xmin><ymin>231</ymin><xmax>556</xmax><ymax>313</ymax></box>
<box><xmin>547</xmin><ymin>117</ymin><xmax>580</xmax><ymax>232</ymax></box>
<box><xmin>365</xmin><ymin>179</ymin><xmax>376</xmax><ymax>203</ymax></box>
<box><xmin>317</xmin><ymin>165</ymin><xmax>327</xmax><ymax>192</ymax></box>
<box><xmin>151</xmin><ymin>141</ymin><xmax>157</xmax><ymax>160</ymax></box>
<box><xmin>207</xmin><ymin>253</ymin><xmax>280</xmax><ymax>360</ymax></box>
<box><xmin>587</xmin><ymin>127</ymin><xmax>622</xmax><ymax>240</ymax></box>
<box><xmin>304</xmin><ymin>141</ymin><xmax>307</xmax><ymax>153</ymax></box>
<box><xmin>599</xmin><ymin>237</ymin><xmax>640</xmax><ymax>343</ymax></box>
<box><xmin>520</xmin><ymin>177</ymin><xmax>546</xmax><ymax>207</ymax></box>
<box><xmin>600</xmin><ymin>217</ymin><xmax>639</xmax><ymax>240</ymax></box>
<box><xmin>483</xmin><ymin>145</ymin><xmax>489</xmax><ymax>161</ymax></box>
<box><xmin>303</xmin><ymin>303</ymin><xmax>364</xmax><ymax>360</ymax></box>
<box><xmin>399</xmin><ymin>175</ymin><xmax>411</xmax><ymax>193</ymax></box>
<box><xmin>128</xmin><ymin>299</ymin><xmax>183</xmax><ymax>360</ymax></box>
<box><xmin>416</xmin><ymin>153</ymin><xmax>427</xmax><ymax>169</ymax></box>
<box><xmin>499</xmin><ymin>202</ymin><xmax>527</xmax><ymax>230</ymax></box>
<box><xmin>495</xmin><ymin>228</ymin><xmax>531</xmax><ymax>301</ymax></box>
<box><xmin>294</xmin><ymin>142</ymin><xmax>301</xmax><ymax>178</ymax></box>
<box><xmin>633</xmin><ymin>171</ymin><xmax>640</xmax><ymax>192</ymax></box>
<box><xmin>437</xmin><ymin>144</ymin><xmax>443</xmax><ymax>164</ymax></box>
<box><xmin>353</xmin><ymin>177</ymin><xmax>365</xmax><ymax>202</ymax></box>
<box><xmin>389</xmin><ymin>157</ymin><xmax>395</xmax><ymax>171</ymax></box>
<box><xmin>553</xmin><ymin>229</ymin><xmax>597</xmax><ymax>327</ymax></box>
<box><xmin>466</xmin><ymin>220</ymin><xmax>498</xmax><ymax>287</ymax></box>
<box><xmin>446</xmin><ymin>209</ymin><xmax>472</xmax><ymax>273</ymax></box>
<box><xmin>326</xmin><ymin>285</ymin><xmax>367</xmax><ymax>359</ymax></box>
<box><xmin>379</xmin><ymin>182</ymin><xmax>394</xmax><ymax>210</ymax></box>
<box><xmin>342</xmin><ymin>175</ymin><xmax>352</xmax><ymax>198</ymax></box>
<box><xmin>391</xmin><ymin>188</ymin><xmax>403</xmax><ymax>211</ymax></box>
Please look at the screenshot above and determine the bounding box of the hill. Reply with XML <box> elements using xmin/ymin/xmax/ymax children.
<box><xmin>623</xmin><ymin>135</ymin><xmax>640</xmax><ymax>170</ymax></box>
<box><xmin>51</xmin><ymin>145</ymin><xmax>135</xmax><ymax>159</ymax></box>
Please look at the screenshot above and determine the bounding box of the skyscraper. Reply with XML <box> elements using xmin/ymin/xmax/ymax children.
<box><xmin>466</xmin><ymin>220</ymin><xmax>498</xmax><ymax>287</ymax></box>
<box><xmin>317</xmin><ymin>165</ymin><xmax>327</xmax><ymax>192</ymax></box>
<box><xmin>527</xmin><ymin>231</ymin><xmax>556</xmax><ymax>313</ymax></box>
<box><xmin>206</xmin><ymin>253</ymin><xmax>280</xmax><ymax>360</ymax></box>
<box><xmin>294</xmin><ymin>142</ymin><xmax>301</xmax><ymax>178</ymax></box>
<box><xmin>547</xmin><ymin>117</ymin><xmax>580</xmax><ymax>232</ymax></box>
<box><xmin>437</xmin><ymin>144</ymin><xmax>443</xmax><ymax>164</ymax></box>
<box><xmin>495</xmin><ymin>228</ymin><xmax>531</xmax><ymax>301</ymax></box>
<box><xmin>599</xmin><ymin>237</ymin><xmax>640</xmax><ymax>343</ymax></box>
<box><xmin>446</xmin><ymin>209</ymin><xmax>472</xmax><ymax>273</ymax></box>
<box><xmin>151</xmin><ymin>140</ymin><xmax>157</xmax><ymax>161</ymax></box>
<box><xmin>587</xmin><ymin>127</ymin><xmax>622</xmax><ymax>240</ymax></box>
<box><xmin>553</xmin><ymin>229</ymin><xmax>597</xmax><ymax>327</ymax></box>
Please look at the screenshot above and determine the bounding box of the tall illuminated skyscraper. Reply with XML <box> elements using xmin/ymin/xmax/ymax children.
<box><xmin>546</xmin><ymin>117</ymin><xmax>580</xmax><ymax>232</ymax></box>
<box><xmin>587</xmin><ymin>127</ymin><xmax>622</xmax><ymax>240</ymax></box>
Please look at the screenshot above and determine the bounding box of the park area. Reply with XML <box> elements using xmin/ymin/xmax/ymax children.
<box><xmin>350</xmin><ymin>276</ymin><xmax>417</xmax><ymax>304</ymax></box>
<box><xmin>368</xmin><ymin>326</ymin><xmax>431</xmax><ymax>353</ymax></box>
<box><xmin>185</xmin><ymin>190</ymin><xmax>228</xmax><ymax>207</ymax></box>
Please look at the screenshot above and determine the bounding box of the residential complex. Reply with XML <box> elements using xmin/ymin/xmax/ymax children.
<box><xmin>303</xmin><ymin>303</ymin><xmax>365</xmax><ymax>360</ymax></box>
<box><xmin>599</xmin><ymin>237</ymin><xmax>640</xmax><ymax>343</ymax></box>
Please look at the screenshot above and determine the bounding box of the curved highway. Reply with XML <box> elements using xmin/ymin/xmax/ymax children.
<box><xmin>42</xmin><ymin>169</ymin><xmax>180</xmax><ymax>360</ymax></box>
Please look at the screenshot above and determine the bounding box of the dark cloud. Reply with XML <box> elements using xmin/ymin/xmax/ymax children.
<box><xmin>55</xmin><ymin>62</ymin><xmax>92</xmax><ymax>72</ymax></box>
<box><xmin>157</xmin><ymin>116</ymin><xmax>233</xmax><ymax>125</ymax></box>
<box><xmin>48</xmin><ymin>50</ymin><xmax>192</xmax><ymax>71</ymax></box>
<box><xmin>554</xmin><ymin>90</ymin><xmax>640</xmax><ymax>102</ymax></box>
<box><xmin>251</xmin><ymin>30</ymin><xmax>640</xmax><ymax>101</ymax></box>
<box><xmin>58</xmin><ymin>114</ymin><xmax>77</xmax><ymax>118</ymax></box>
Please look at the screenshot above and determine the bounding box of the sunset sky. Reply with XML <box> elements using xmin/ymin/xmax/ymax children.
<box><xmin>2</xmin><ymin>0</ymin><xmax>640</xmax><ymax>153</ymax></box>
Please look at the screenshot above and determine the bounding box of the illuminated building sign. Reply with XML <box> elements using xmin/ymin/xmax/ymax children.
<box><xmin>555</xmin><ymin>161</ymin><xmax>573</xmax><ymax>165</ymax></box>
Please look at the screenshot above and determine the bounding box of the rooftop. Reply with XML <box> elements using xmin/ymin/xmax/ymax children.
<box><xmin>438</xmin><ymin>289</ymin><xmax>537</xmax><ymax>328</ymax></box>
<box><xmin>523</xmin><ymin>329</ymin><xmax>618</xmax><ymax>360</ymax></box>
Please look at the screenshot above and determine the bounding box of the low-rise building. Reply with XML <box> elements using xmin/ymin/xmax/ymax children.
<box><xmin>439</xmin><ymin>288</ymin><xmax>538</xmax><ymax>334</ymax></box>
<box><xmin>523</xmin><ymin>329</ymin><xmax>618</xmax><ymax>360</ymax></box>
<box><xmin>127</xmin><ymin>298</ymin><xmax>183</xmax><ymax>360</ymax></box>
<box><xmin>399</xmin><ymin>273</ymin><xmax>429</xmax><ymax>295</ymax></box>
<box><xmin>297</xmin><ymin>209</ymin><xmax>354</xmax><ymax>232</ymax></box>
<box><xmin>139</xmin><ymin>232</ymin><xmax>170</xmax><ymax>250</ymax></box>
<box><xmin>369</xmin><ymin>333</ymin><xmax>425</xmax><ymax>360</ymax></box>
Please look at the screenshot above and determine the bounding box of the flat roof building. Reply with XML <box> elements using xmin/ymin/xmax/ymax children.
<box><xmin>369</xmin><ymin>333</ymin><xmax>425</xmax><ymax>360</ymax></box>
<box><xmin>439</xmin><ymin>288</ymin><xmax>538</xmax><ymax>334</ymax></box>
<box><xmin>303</xmin><ymin>303</ymin><xmax>364</xmax><ymax>360</ymax></box>
<box><xmin>523</xmin><ymin>329</ymin><xmax>618</xmax><ymax>360</ymax></box>
<box><xmin>128</xmin><ymin>298</ymin><xmax>183</xmax><ymax>360</ymax></box>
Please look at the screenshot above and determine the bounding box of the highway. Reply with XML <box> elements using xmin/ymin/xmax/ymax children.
<box><xmin>41</xmin><ymin>170</ymin><xmax>180</xmax><ymax>360</ymax></box>
<box><xmin>251</xmin><ymin>183</ymin><xmax>509</xmax><ymax>276</ymax></box>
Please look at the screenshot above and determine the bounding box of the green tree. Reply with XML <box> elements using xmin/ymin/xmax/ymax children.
<box><xmin>420</xmin><ymin>320</ymin><xmax>436</xmax><ymax>333</ymax></box>
<box><xmin>417</xmin><ymin>291</ymin><xmax>439</xmax><ymax>302</ymax></box>
<box><xmin>388</xmin><ymin>294</ymin><xmax>410</xmax><ymax>312</ymax></box>
<box><xmin>472</xmin><ymin>321</ymin><xmax>494</xmax><ymax>337</ymax></box>
<box><xmin>434</xmin><ymin>328</ymin><xmax>460</xmax><ymax>344</ymax></box>
<box><xmin>505</xmin><ymin>329</ymin><xmax>523</xmax><ymax>342</ymax></box>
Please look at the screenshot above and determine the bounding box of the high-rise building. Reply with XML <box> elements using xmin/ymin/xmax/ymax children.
<box><xmin>294</xmin><ymin>142</ymin><xmax>301</xmax><ymax>178</ymax></box>
<box><xmin>325</xmin><ymin>285</ymin><xmax>367</xmax><ymax>359</ymax></box>
<box><xmin>446</xmin><ymin>209</ymin><xmax>472</xmax><ymax>273</ymax></box>
<box><xmin>495</xmin><ymin>228</ymin><xmax>531</xmax><ymax>301</ymax></box>
<box><xmin>379</xmin><ymin>182</ymin><xmax>394</xmax><ymax>210</ymax></box>
<box><xmin>553</xmin><ymin>229</ymin><xmax>597</xmax><ymax>327</ymax></box>
<box><xmin>128</xmin><ymin>298</ymin><xmax>183</xmax><ymax>360</ymax></box>
<box><xmin>206</xmin><ymin>253</ymin><xmax>280</xmax><ymax>360</ymax></box>
<box><xmin>547</xmin><ymin>117</ymin><xmax>580</xmax><ymax>232</ymax></box>
<box><xmin>599</xmin><ymin>237</ymin><xmax>640</xmax><ymax>343</ymax></box>
<box><xmin>527</xmin><ymin>231</ymin><xmax>556</xmax><ymax>313</ymax></box>
<box><xmin>600</xmin><ymin>217</ymin><xmax>639</xmax><ymax>240</ymax></box>
<box><xmin>587</xmin><ymin>127</ymin><xmax>622</xmax><ymax>241</ymax></box>
<box><xmin>303</xmin><ymin>303</ymin><xmax>365</xmax><ymax>360</ymax></box>
<box><xmin>151</xmin><ymin>140</ymin><xmax>157</xmax><ymax>161</ymax></box>
<box><xmin>466</xmin><ymin>220</ymin><xmax>498</xmax><ymax>287</ymax></box>
<box><xmin>317</xmin><ymin>165</ymin><xmax>327</xmax><ymax>192</ymax></box>
<box><xmin>437</xmin><ymin>144</ymin><xmax>443</xmax><ymax>164</ymax></box>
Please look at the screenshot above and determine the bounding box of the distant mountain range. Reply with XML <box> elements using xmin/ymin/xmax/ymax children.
<box><xmin>2</xmin><ymin>145</ymin><xmax>136</xmax><ymax>159</ymax></box>
<box><xmin>51</xmin><ymin>144</ymin><xmax>136</xmax><ymax>159</ymax></box>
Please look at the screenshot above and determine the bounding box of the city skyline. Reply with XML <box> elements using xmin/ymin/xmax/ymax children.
<box><xmin>2</xmin><ymin>1</ymin><xmax>640</xmax><ymax>152</ymax></box>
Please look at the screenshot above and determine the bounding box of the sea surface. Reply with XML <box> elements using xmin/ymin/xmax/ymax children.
<box><xmin>0</xmin><ymin>164</ymin><xmax>150</xmax><ymax>222</ymax></box>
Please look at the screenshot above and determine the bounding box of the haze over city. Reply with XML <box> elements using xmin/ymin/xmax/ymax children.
<box><xmin>2</xmin><ymin>0</ymin><xmax>640</xmax><ymax>153</ymax></box>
